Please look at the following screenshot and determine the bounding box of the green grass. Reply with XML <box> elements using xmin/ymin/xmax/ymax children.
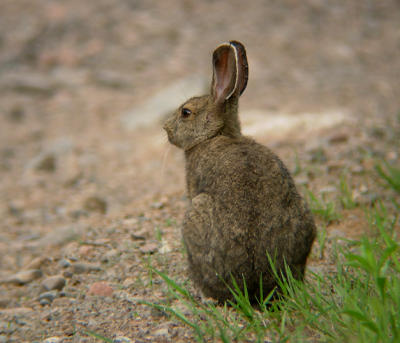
<box><xmin>138</xmin><ymin>158</ymin><xmax>400</xmax><ymax>342</ymax></box>
<box><xmin>307</xmin><ymin>190</ymin><xmax>341</xmax><ymax>224</ymax></box>
<box><xmin>141</xmin><ymin>206</ymin><xmax>399</xmax><ymax>342</ymax></box>
<box><xmin>339</xmin><ymin>174</ymin><xmax>358</xmax><ymax>209</ymax></box>
<box><xmin>375</xmin><ymin>161</ymin><xmax>400</xmax><ymax>193</ymax></box>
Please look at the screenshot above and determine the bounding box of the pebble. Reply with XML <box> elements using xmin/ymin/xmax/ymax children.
<box><xmin>58</xmin><ymin>259</ymin><xmax>71</xmax><ymax>268</ymax></box>
<box><xmin>328</xmin><ymin>132</ymin><xmax>349</xmax><ymax>144</ymax></box>
<box><xmin>87</xmin><ymin>282</ymin><xmax>113</xmax><ymax>297</ymax></box>
<box><xmin>24</xmin><ymin>257</ymin><xmax>50</xmax><ymax>270</ymax></box>
<box><xmin>139</xmin><ymin>242</ymin><xmax>158</xmax><ymax>254</ymax></box>
<box><xmin>151</xmin><ymin>201</ymin><xmax>164</xmax><ymax>209</ymax></box>
<box><xmin>78</xmin><ymin>245</ymin><xmax>93</xmax><ymax>257</ymax></box>
<box><xmin>71</xmin><ymin>262</ymin><xmax>102</xmax><ymax>274</ymax></box>
<box><xmin>113</xmin><ymin>337</ymin><xmax>132</xmax><ymax>343</ymax></box>
<box><xmin>41</xmin><ymin>275</ymin><xmax>66</xmax><ymax>291</ymax></box>
<box><xmin>0</xmin><ymin>298</ymin><xmax>10</xmax><ymax>308</ymax></box>
<box><xmin>39</xmin><ymin>291</ymin><xmax>58</xmax><ymax>304</ymax></box>
<box><xmin>34</xmin><ymin>153</ymin><xmax>56</xmax><ymax>172</ymax></box>
<box><xmin>100</xmin><ymin>249</ymin><xmax>119</xmax><ymax>263</ymax></box>
<box><xmin>153</xmin><ymin>327</ymin><xmax>169</xmax><ymax>337</ymax></box>
<box><xmin>42</xmin><ymin>336</ymin><xmax>62</xmax><ymax>343</ymax></box>
<box><xmin>83</xmin><ymin>196</ymin><xmax>107</xmax><ymax>214</ymax></box>
<box><xmin>130</xmin><ymin>228</ymin><xmax>147</xmax><ymax>240</ymax></box>
<box><xmin>0</xmin><ymin>307</ymin><xmax>33</xmax><ymax>315</ymax></box>
<box><xmin>0</xmin><ymin>269</ymin><xmax>42</xmax><ymax>285</ymax></box>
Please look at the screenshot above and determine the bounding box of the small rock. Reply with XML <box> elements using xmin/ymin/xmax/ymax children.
<box><xmin>151</xmin><ymin>201</ymin><xmax>164</xmax><ymax>209</ymax></box>
<box><xmin>153</xmin><ymin>327</ymin><xmax>169</xmax><ymax>337</ymax></box>
<box><xmin>113</xmin><ymin>337</ymin><xmax>132</xmax><ymax>343</ymax></box>
<box><xmin>159</xmin><ymin>240</ymin><xmax>172</xmax><ymax>254</ymax></box>
<box><xmin>101</xmin><ymin>249</ymin><xmax>119</xmax><ymax>263</ymax></box>
<box><xmin>58</xmin><ymin>259</ymin><xmax>71</xmax><ymax>268</ymax></box>
<box><xmin>2</xmin><ymin>72</ymin><xmax>58</xmax><ymax>95</ymax></box>
<box><xmin>42</xmin><ymin>337</ymin><xmax>62</xmax><ymax>343</ymax></box>
<box><xmin>8</xmin><ymin>105</ymin><xmax>25</xmax><ymax>122</ymax></box>
<box><xmin>34</xmin><ymin>153</ymin><xmax>56</xmax><ymax>172</ymax></box>
<box><xmin>24</xmin><ymin>257</ymin><xmax>50</xmax><ymax>270</ymax></box>
<box><xmin>122</xmin><ymin>277</ymin><xmax>136</xmax><ymax>288</ymax></box>
<box><xmin>71</xmin><ymin>262</ymin><xmax>101</xmax><ymax>274</ymax></box>
<box><xmin>328</xmin><ymin>132</ymin><xmax>349</xmax><ymax>144</ymax></box>
<box><xmin>0</xmin><ymin>298</ymin><xmax>10</xmax><ymax>308</ymax></box>
<box><xmin>0</xmin><ymin>269</ymin><xmax>42</xmax><ymax>285</ymax></box>
<box><xmin>320</xmin><ymin>186</ymin><xmax>337</xmax><ymax>194</ymax></box>
<box><xmin>123</xmin><ymin>217</ymin><xmax>138</xmax><ymax>226</ymax></box>
<box><xmin>39</xmin><ymin>298</ymin><xmax>51</xmax><ymax>306</ymax></box>
<box><xmin>62</xmin><ymin>271</ymin><xmax>73</xmax><ymax>278</ymax></box>
<box><xmin>41</xmin><ymin>276</ymin><xmax>66</xmax><ymax>291</ymax></box>
<box><xmin>88</xmin><ymin>282</ymin><xmax>113</xmax><ymax>297</ymax></box>
<box><xmin>139</xmin><ymin>242</ymin><xmax>158</xmax><ymax>254</ymax></box>
<box><xmin>0</xmin><ymin>307</ymin><xmax>33</xmax><ymax>315</ymax></box>
<box><xmin>39</xmin><ymin>291</ymin><xmax>58</xmax><ymax>304</ymax></box>
<box><xmin>131</xmin><ymin>228</ymin><xmax>147</xmax><ymax>240</ymax></box>
<box><xmin>78</xmin><ymin>245</ymin><xmax>93</xmax><ymax>257</ymax></box>
<box><xmin>83</xmin><ymin>196</ymin><xmax>107</xmax><ymax>214</ymax></box>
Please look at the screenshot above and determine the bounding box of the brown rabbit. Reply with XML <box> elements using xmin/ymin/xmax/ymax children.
<box><xmin>163</xmin><ymin>41</ymin><xmax>316</xmax><ymax>302</ymax></box>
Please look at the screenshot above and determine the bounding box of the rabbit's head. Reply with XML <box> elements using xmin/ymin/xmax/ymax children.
<box><xmin>164</xmin><ymin>41</ymin><xmax>248</xmax><ymax>150</ymax></box>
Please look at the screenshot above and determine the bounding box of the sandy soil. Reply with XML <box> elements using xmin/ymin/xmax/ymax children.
<box><xmin>0</xmin><ymin>1</ymin><xmax>399</xmax><ymax>342</ymax></box>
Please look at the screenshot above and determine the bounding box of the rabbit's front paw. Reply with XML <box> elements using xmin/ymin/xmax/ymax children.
<box><xmin>183</xmin><ymin>193</ymin><xmax>213</xmax><ymax>247</ymax></box>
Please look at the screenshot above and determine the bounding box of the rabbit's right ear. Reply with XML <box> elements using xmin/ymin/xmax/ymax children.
<box><xmin>211</xmin><ymin>41</ymin><xmax>248</xmax><ymax>104</ymax></box>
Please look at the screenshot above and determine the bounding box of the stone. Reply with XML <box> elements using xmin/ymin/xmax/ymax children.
<box><xmin>328</xmin><ymin>132</ymin><xmax>349</xmax><ymax>144</ymax></box>
<box><xmin>71</xmin><ymin>262</ymin><xmax>101</xmax><ymax>274</ymax></box>
<box><xmin>0</xmin><ymin>269</ymin><xmax>42</xmax><ymax>285</ymax></box>
<box><xmin>153</xmin><ymin>327</ymin><xmax>169</xmax><ymax>337</ymax></box>
<box><xmin>139</xmin><ymin>242</ymin><xmax>158</xmax><ymax>254</ymax></box>
<box><xmin>0</xmin><ymin>298</ymin><xmax>10</xmax><ymax>308</ymax></box>
<box><xmin>130</xmin><ymin>228</ymin><xmax>147</xmax><ymax>240</ymax></box>
<box><xmin>38</xmin><ymin>291</ymin><xmax>58</xmax><ymax>304</ymax></box>
<box><xmin>1</xmin><ymin>72</ymin><xmax>58</xmax><ymax>96</ymax></box>
<box><xmin>113</xmin><ymin>337</ymin><xmax>132</xmax><ymax>343</ymax></box>
<box><xmin>88</xmin><ymin>282</ymin><xmax>113</xmax><ymax>297</ymax></box>
<box><xmin>34</xmin><ymin>153</ymin><xmax>56</xmax><ymax>172</ymax></box>
<box><xmin>42</xmin><ymin>337</ymin><xmax>62</xmax><ymax>343</ymax></box>
<box><xmin>24</xmin><ymin>257</ymin><xmax>50</xmax><ymax>270</ymax></box>
<box><xmin>58</xmin><ymin>259</ymin><xmax>71</xmax><ymax>268</ymax></box>
<box><xmin>83</xmin><ymin>196</ymin><xmax>107</xmax><ymax>214</ymax></box>
<box><xmin>41</xmin><ymin>276</ymin><xmax>66</xmax><ymax>291</ymax></box>
<box><xmin>0</xmin><ymin>307</ymin><xmax>33</xmax><ymax>315</ymax></box>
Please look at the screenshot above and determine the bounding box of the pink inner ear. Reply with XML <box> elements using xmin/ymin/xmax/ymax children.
<box><xmin>213</xmin><ymin>46</ymin><xmax>237</xmax><ymax>103</ymax></box>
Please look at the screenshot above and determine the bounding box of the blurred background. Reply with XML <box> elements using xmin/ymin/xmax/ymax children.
<box><xmin>1</xmin><ymin>0</ymin><xmax>399</xmax><ymax>232</ymax></box>
<box><xmin>0</xmin><ymin>1</ymin><xmax>399</xmax><ymax>340</ymax></box>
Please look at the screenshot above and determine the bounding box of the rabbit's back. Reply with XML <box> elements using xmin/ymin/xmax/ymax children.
<box><xmin>185</xmin><ymin>135</ymin><xmax>316</xmax><ymax>296</ymax></box>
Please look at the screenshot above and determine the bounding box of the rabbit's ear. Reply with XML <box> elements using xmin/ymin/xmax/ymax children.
<box><xmin>230</xmin><ymin>40</ymin><xmax>248</xmax><ymax>96</ymax></box>
<box><xmin>211</xmin><ymin>41</ymin><xmax>248</xmax><ymax>104</ymax></box>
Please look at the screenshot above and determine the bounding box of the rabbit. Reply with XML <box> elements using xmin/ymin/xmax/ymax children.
<box><xmin>163</xmin><ymin>40</ymin><xmax>316</xmax><ymax>303</ymax></box>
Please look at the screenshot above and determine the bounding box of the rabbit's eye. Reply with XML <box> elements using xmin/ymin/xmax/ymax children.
<box><xmin>181</xmin><ymin>108</ymin><xmax>192</xmax><ymax>118</ymax></box>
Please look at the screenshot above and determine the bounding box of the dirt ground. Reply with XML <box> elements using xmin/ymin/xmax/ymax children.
<box><xmin>0</xmin><ymin>1</ymin><xmax>399</xmax><ymax>342</ymax></box>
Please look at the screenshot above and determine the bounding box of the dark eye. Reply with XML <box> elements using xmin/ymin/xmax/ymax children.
<box><xmin>181</xmin><ymin>108</ymin><xmax>192</xmax><ymax>118</ymax></box>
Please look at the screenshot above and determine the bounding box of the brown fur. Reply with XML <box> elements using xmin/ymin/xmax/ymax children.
<box><xmin>163</xmin><ymin>41</ymin><xmax>316</xmax><ymax>302</ymax></box>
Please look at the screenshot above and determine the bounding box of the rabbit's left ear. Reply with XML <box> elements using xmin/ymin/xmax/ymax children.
<box><xmin>211</xmin><ymin>41</ymin><xmax>248</xmax><ymax>104</ymax></box>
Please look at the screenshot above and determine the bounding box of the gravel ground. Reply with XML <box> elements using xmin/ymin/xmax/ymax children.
<box><xmin>0</xmin><ymin>1</ymin><xmax>399</xmax><ymax>342</ymax></box>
